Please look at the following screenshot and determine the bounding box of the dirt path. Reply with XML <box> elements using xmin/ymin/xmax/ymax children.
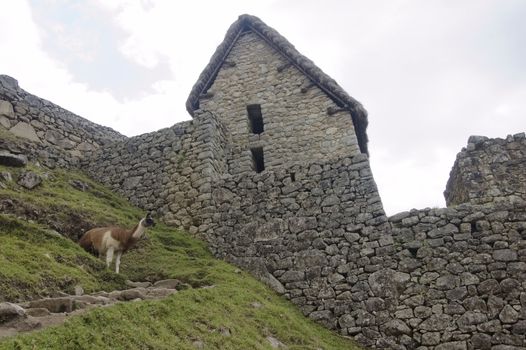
<box><xmin>0</xmin><ymin>279</ymin><xmax>189</xmax><ymax>340</ymax></box>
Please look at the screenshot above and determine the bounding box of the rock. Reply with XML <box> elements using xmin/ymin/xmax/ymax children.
<box><xmin>122</xmin><ymin>176</ymin><xmax>141</xmax><ymax>190</ymax></box>
<box><xmin>368</xmin><ymin>268</ymin><xmax>410</xmax><ymax>298</ymax></box>
<box><xmin>477</xmin><ymin>320</ymin><xmax>502</xmax><ymax>333</ymax></box>
<box><xmin>9</xmin><ymin>122</ymin><xmax>40</xmax><ymax>142</ymax></box>
<box><xmin>74</xmin><ymin>285</ymin><xmax>84</xmax><ymax>296</ymax></box>
<box><xmin>280</xmin><ymin>270</ymin><xmax>304</xmax><ymax>283</ymax></box>
<box><xmin>478</xmin><ymin>279</ymin><xmax>500</xmax><ymax>295</ymax></box>
<box><xmin>28</xmin><ymin>297</ymin><xmax>73</xmax><ymax>313</ymax></box>
<box><xmin>250</xmin><ymin>302</ymin><xmax>262</xmax><ymax>308</ymax></box>
<box><xmin>72</xmin><ymin>295</ymin><xmax>107</xmax><ymax>305</ymax></box>
<box><xmin>421</xmin><ymin>332</ymin><xmax>441</xmax><ymax>345</ymax></box>
<box><xmin>77</xmin><ymin>141</ymin><xmax>96</xmax><ymax>151</ymax></box>
<box><xmin>493</xmin><ymin>249</ymin><xmax>518</xmax><ymax>262</ymax></box>
<box><xmin>435</xmin><ymin>341</ymin><xmax>467</xmax><ymax>350</ymax></box>
<box><xmin>152</xmin><ymin>279</ymin><xmax>181</xmax><ymax>289</ymax></box>
<box><xmin>468</xmin><ymin>135</ymin><xmax>488</xmax><ymax>144</ymax></box>
<box><xmin>428</xmin><ymin>223</ymin><xmax>458</xmax><ymax>238</ymax></box>
<box><xmin>69</xmin><ymin>180</ymin><xmax>90</xmax><ymax>192</ymax></box>
<box><xmin>500</xmin><ymin>278</ymin><xmax>521</xmax><ymax>295</ymax></box>
<box><xmin>0</xmin><ymin>302</ymin><xmax>26</xmax><ymax>324</ymax></box>
<box><xmin>381</xmin><ymin>319</ymin><xmax>411</xmax><ymax>335</ymax></box>
<box><xmin>499</xmin><ymin>305</ymin><xmax>519</xmax><ymax>323</ymax></box>
<box><xmin>25</xmin><ymin>308</ymin><xmax>51</xmax><ymax>317</ymax></box>
<box><xmin>338</xmin><ymin>314</ymin><xmax>355</xmax><ymax>328</ymax></box>
<box><xmin>321</xmin><ymin>195</ymin><xmax>340</xmax><ymax>207</ymax></box>
<box><xmin>267</xmin><ymin>336</ymin><xmax>286</xmax><ymax>348</ymax></box>
<box><xmin>17</xmin><ymin>171</ymin><xmax>42</xmax><ymax>189</ymax></box>
<box><xmin>512</xmin><ymin>320</ymin><xmax>526</xmax><ymax>335</ymax></box>
<box><xmin>0</xmin><ymin>100</ymin><xmax>15</xmax><ymax>118</ymax></box>
<box><xmin>0</xmin><ymin>150</ymin><xmax>27</xmax><ymax>167</ymax></box>
<box><xmin>469</xmin><ymin>333</ymin><xmax>491</xmax><ymax>350</ymax></box>
<box><xmin>288</xmin><ymin>217</ymin><xmax>317</xmax><ymax>234</ymax></box>
<box><xmin>460</xmin><ymin>272</ymin><xmax>479</xmax><ymax>286</ymax></box>
<box><xmin>436</xmin><ymin>275</ymin><xmax>460</xmax><ymax>290</ymax></box>
<box><xmin>117</xmin><ymin>288</ymin><xmax>147</xmax><ymax>301</ymax></box>
<box><xmin>126</xmin><ymin>280</ymin><xmax>152</xmax><ymax>288</ymax></box>
<box><xmin>219</xmin><ymin>326</ymin><xmax>231</xmax><ymax>337</ymax></box>
<box><xmin>192</xmin><ymin>340</ymin><xmax>204</xmax><ymax>349</ymax></box>
<box><xmin>0</xmin><ymin>171</ymin><xmax>13</xmax><ymax>182</ymax></box>
<box><xmin>0</xmin><ymin>75</ymin><xmax>19</xmax><ymax>90</ymax></box>
<box><xmin>418</xmin><ymin>314</ymin><xmax>453</xmax><ymax>331</ymax></box>
<box><xmin>0</xmin><ymin>115</ymin><xmax>11</xmax><ymax>128</ymax></box>
<box><xmin>457</xmin><ymin>311</ymin><xmax>488</xmax><ymax>331</ymax></box>
<box><xmin>389</xmin><ymin>211</ymin><xmax>411</xmax><ymax>223</ymax></box>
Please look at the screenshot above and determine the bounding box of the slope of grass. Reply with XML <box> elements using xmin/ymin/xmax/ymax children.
<box><xmin>0</xmin><ymin>163</ymin><xmax>359</xmax><ymax>349</ymax></box>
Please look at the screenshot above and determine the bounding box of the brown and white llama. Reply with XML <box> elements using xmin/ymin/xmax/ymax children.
<box><xmin>79</xmin><ymin>213</ymin><xmax>155</xmax><ymax>273</ymax></box>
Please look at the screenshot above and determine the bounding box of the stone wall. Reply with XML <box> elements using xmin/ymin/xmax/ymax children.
<box><xmin>383</xmin><ymin>201</ymin><xmax>526</xmax><ymax>350</ymax></box>
<box><xmin>0</xmin><ymin>75</ymin><xmax>125</xmax><ymax>168</ymax></box>
<box><xmin>199</xmin><ymin>31</ymin><xmax>361</xmax><ymax>175</ymax></box>
<box><xmin>201</xmin><ymin>153</ymin><xmax>395</xmax><ymax>338</ymax></box>
<box><xmin>82</xmin><ymin>110</ymin><xmax>228</xmax><ymax>229</ymax></box>
<box><xmin>445</xmin><ymin>133</ymin><xmax>526</xmax><ymax>206</ymax></box>
<box><xmin>3</xmin><ymin>72</ymin><xmax>526</xmax><ymax>348</ymax></box>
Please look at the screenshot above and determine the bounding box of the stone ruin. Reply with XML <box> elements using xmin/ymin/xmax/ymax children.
<box><xmin>1</xmin><ymin>14</ymin><xmax>525</xmax><ymax>350</ymax></box>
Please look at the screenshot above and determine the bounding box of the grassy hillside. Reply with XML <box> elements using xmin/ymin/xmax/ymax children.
<box><xmin>0</xmin><ymin>163</ymin><xmax>358</xmax><ymax>349</ymax></box>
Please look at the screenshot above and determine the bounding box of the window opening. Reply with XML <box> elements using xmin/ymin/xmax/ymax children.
<box><xmin>251</xmin><ymin>147</ymin><xmax>265</xmax><ymax>173</ymax></box>
<box><xmin>247</xmin><ymin>104</ymin><xmax>264</xmax><ymax>134</ymax></box>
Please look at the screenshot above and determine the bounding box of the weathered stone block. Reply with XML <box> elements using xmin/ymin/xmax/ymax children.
<box><xmin>9</xmin><ymin>122</ymin><xmax>40</xmax><ymax>142</ymax></box>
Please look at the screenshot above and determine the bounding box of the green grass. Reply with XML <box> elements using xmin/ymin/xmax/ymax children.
<box><xmin>0</xmin><ymin>163</ymin><xmax>359</xmax><ymax>349</ymax></box>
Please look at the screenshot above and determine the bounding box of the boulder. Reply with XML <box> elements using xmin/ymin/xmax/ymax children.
<box><xmin>0</xmin><ymin>302</ymin><xmax>26</xmax><ymax>324</ymax></box>
<box><xmin>0</xmin><ymin>115</ymin><xmax>11</xmax><ymax>128</ymax></box>
<box><xmin>381</xmin><ymin>319</ymin><xmax>411</xmax><ymax>335</ymax></box>
<box><xmin>17</xmin><ymin>171</ymin><xmax>42</xmax><ymax>189</ymax></box>
<box><xmin>152</xmin><ymin>279</ymin><xmax>181</xmax><ymax>289</ymax></box>
<box><xmin>0</xmin><ymin>150</ymin><xmax>27</xmax><ymax>167</ymax></box>
<box><xmin>267</xmin><ymin>336</ymin><xmax>286</xmax><ymax>349</ymax></box>
<box><xmin>117</xmin><ymin>288</ymin><xmax>147</xmax><ymax>301</ymax></box>
<box><xmin>28</xmin><ymin>297</ymin><xmax>73</xmax><ymax>313</ymax></box>
<box><xmin>0</xmin><ymin>100</ymin><xmax>15</xmax><ymax>118</ymax></box>
<box><xmin>125</xmin><ymin>280</ymin><xmax>152</xmax><ymax>288</ymax></box>
<box><xmin>9</xmin><ymin>122</ymin><xmax>40</xmax><ymax>142</ymax></box>
<box><xmin>0</xmin><ymin>75</ymin><xmax>19</xmax><ymax>90</ymax></box>
<box><xmin>368</xmin><ymin>268</ymin><xmax>410</xmax><ymax>298</ymax></box>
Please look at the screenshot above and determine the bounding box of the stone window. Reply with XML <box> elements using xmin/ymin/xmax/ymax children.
<box><xmin>251</xmin><ymin>147</ymin><xmax>265</xmax><ymax>173</ymax></box>
<box><xmin>247</xmin><ymin>104</ymin><xmax>264</xmax><ymax>134</ymax></box>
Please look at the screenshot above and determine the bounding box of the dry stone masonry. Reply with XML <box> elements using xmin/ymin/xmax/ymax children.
<box><xmin>1</xmin><ymin>14</ymin><xmax>525</xmax><ymax>350</ymax></box>
<box><xmin>445</xmin><ymin>134</ymin><xmax>526</xmax><ymax>207</ymax></box>
<box><xmin>0</xmin><ymin>74</ymin><xmax>124</xmax><ymax>168</ymax></box>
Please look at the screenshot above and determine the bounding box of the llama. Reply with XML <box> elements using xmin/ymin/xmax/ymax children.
<box><xmin>79</xmin><ymin>213</ymin><xmax>155</xmax><ymax>273</ymax></box>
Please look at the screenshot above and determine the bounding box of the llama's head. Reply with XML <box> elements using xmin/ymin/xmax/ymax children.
<box><xmin>144</xmin><ymin>212</ymin><xmax>155</xmax><ymax>227</ymax></box>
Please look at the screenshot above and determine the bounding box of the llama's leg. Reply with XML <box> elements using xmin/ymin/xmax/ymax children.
<box><xmin>115</xmin><ymin>251</ymin><xmax>122</xmax><ymax>274</ymax></box>
<box><xmin>106</xmin><ymin>247</ymin><xmax>114</xmax><ymax>269</ymax></box>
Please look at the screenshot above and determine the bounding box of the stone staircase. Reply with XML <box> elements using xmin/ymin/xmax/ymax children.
<box><xmin>0</xmin><ymin>279</ymin><xmax>189</xmax><ymax>339</ymax></box>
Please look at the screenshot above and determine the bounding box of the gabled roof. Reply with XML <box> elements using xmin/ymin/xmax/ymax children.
<box><xmin>186</xmin><ymin>14</ymin><xmax>369</xmax><ymax>155</ymax></box>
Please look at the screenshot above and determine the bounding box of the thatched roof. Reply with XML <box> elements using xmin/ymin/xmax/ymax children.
<box><xmin>186</xmin><ymin>14</ymin><xmax>369</xmax><ymax>154</ymax></box>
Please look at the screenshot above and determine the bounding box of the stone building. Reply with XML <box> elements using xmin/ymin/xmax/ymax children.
<box><xmin>1</xmin><ymin>14</ymin><xmax>525</xmax><ymax>350</ymax></box>
<box><xmin>186</xmin><ymin>14</ymin><xmax>369</xmax><ymax>174</ymax></box>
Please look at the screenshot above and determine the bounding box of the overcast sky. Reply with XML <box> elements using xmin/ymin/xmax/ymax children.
<box><xmin>1</xmin><ymin>0</ymin><xmax>524</xmax><ymax>215</ymax></box>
